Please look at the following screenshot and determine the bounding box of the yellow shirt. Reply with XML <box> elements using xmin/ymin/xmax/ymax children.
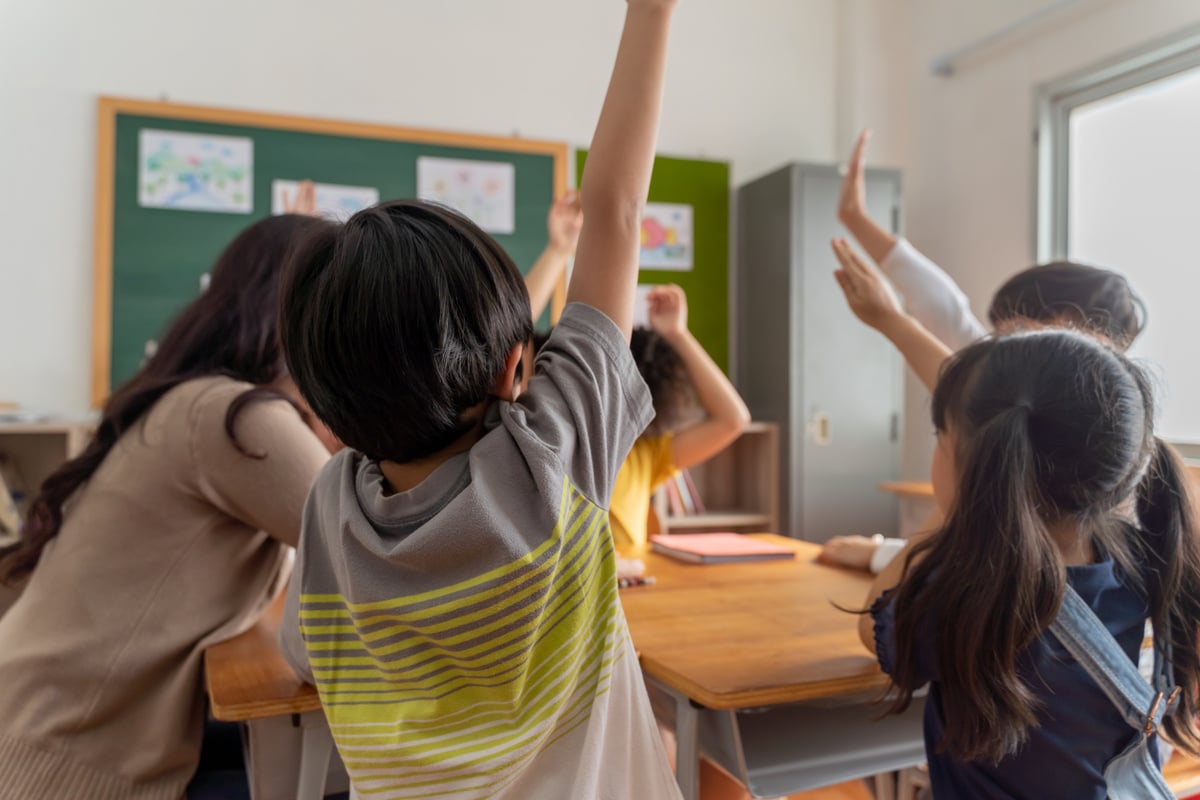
<box><xmin>609</xmin><ymin>434</ymin><xmax>677</xmax><ymax>548</ymax></box>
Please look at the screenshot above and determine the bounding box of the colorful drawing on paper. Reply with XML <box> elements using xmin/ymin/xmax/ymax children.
<box><xmin>138</xmin><ymin>130</ymin><xmax>253</xmax><ymax>213</ymax></box>
<box><xmin>271</xmin><ymin>180</ymin><xmax>379</xmax><ymax>222</ymax></box>
<box><xmin>417</xmin><ymin>157</ymin><xmax>515</xmax><ymax>234</ymax></box>
<box><xmin>640</xmin><ymin>203</ymin><xmax>693</xmax><ymax>271</ymax></box>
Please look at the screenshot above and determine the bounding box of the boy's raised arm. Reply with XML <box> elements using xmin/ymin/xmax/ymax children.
<box><xmin>567</xmin><ymin>0</ymin><xmax>677</xmax><ymax>341</ymax></box>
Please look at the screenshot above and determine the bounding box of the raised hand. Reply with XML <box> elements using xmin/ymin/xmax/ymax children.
<box><xmin>282</xmin><ymin>180</ymin><xmax>319</xmax><ymax>217</ymax></box>
<box><xmin>832</xmin><ymin>238</ymin><xmax>904</xmax><ymax>330</ymax></box>
<box><xmin>567</xmin><ymin>0</ymin><xmax>676</xmax><ymax>338</ymax></box>
<box><xmin>837</xmin><ymin>130</ymin><xmax>870</xmax><ymax>226</ymax></box>
<box><xmin>646</xmin><ymin>284</ymin><xmax>688</xmax><ymax>340</ymax></box>
<box><xmin>547</xmin><ymin>191</ymin><xmax>584</xmax><ymax>254</ymax></box>
<box><xmin>832</xmin><ymin>239</ymin><xmax>952</xmax><ymax>392</ymax></box>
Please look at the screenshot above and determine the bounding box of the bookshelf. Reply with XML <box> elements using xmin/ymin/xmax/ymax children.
<box><xmin>0</xmin><ymin>421</ymin><xmax>93</xmax><ymax>543</ymax></box>
<box><xmin>654</xmin><ymin>422</ymin><xmax>780</xmax><ymax>535</ymax></box>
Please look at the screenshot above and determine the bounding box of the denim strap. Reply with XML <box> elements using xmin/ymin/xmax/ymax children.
<box><xmin>1048</xmin><ymin>586</ymin><xmax>1171</xmax><ymax>735</ymax></box>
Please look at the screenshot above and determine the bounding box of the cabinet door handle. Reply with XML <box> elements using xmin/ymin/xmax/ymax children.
<box><xmin>810</xmin><ymin>412</ymin><xmax>832</xmax><ymax>446</ymax></box>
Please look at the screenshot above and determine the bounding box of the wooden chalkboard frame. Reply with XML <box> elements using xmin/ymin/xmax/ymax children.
<box><xmin>92</xmin><ymin>96</ymin><xmax>569</xmax><ymax>407</ymax></box>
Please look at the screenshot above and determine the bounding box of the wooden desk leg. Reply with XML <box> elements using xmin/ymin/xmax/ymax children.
<box><xmin>296</xmin><ymin>711</ymin><xmax>334</xmax><ymax>800</ymax></box>
<box><xmin>675</xmin><ymin>692</ymin><xmax>700</xmax><ymax>800</ymax></box>
<box><xmin>239</xmin><ymin>722</ymin><xmax>257</xmax><ymax>800</ymax></box>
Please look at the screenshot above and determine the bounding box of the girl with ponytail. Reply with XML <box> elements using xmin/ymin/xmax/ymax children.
<box><xmin>832</xmin><ymin>240</ymin><xmax>1200</xmax><ymax>799</ymax></box>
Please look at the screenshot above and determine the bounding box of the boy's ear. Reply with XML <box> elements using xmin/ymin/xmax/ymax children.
<box><xmin>491</xmin><ymin>343</ymin><xmax>525</xmax><ymax>401</ymax></box>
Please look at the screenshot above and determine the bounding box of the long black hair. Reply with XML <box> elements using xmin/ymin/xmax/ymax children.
<box><xmin>886</xmin><ymin>330</ymin><xmax>1200</xmax><ymax>763</ymax></box>
<box><xmin>0</xmin><ymin>214</ymin><xmax>333</xmax><ymax>584</ymax></box>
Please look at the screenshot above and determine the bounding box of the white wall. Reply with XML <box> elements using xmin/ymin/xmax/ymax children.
<box><xmin>0</xmin><ymin>0</ymin><xmax>838</xmax><ymax>415</ymax></box>
<box><xmin>846</xmin><ymin>0</ymin><xmax>1200</xmax><ymax>480</ymax></box>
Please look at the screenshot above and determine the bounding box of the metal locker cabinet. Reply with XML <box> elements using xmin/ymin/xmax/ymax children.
<box><xmin>736</xmin><ymin>163</ymin><xmax>903</xmax><ymax>541</ymax></box>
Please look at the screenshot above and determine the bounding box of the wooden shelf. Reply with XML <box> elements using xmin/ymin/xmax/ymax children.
<box><xmin>663</xmin><ymin>512</ymin><xmax>772</xmax><ymax>531</ymax></box>
<box><xmin>877</xmin><ymin>481</ymin><xmax>934</xmax><ymax>500</ymax></box>
<box><xmin>655</xmin><ymin>423</ymin><xmax>780</xmax><ymax>535</ymax></box>
<box><xmin>882</xmin><ymin>466</ymin><xmax>1198</xmax><ymax>500</ymax></box>
<box><xmin>0</xmin><ymin>420</ymin><xmax>93</xmax><ymax>523</ymax></box>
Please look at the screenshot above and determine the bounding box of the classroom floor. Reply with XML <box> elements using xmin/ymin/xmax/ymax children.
<box><xmin>789</xmin><ymin>781</ymin><xmax>872</xmax><ymax>800</ymax></box>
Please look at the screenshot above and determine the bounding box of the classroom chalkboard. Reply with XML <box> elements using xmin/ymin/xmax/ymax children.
<box><xmin>92</xmin><ymin>97</ymin><xmax>568</xmax><ymax>406</ymax></box>
<box><xmin>576</xmin><ymin>150</ymin><xmax>730</xmax><ymax>372</ymax></box>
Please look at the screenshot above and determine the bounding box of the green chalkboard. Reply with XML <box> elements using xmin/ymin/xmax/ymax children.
<box><xmin>93</xmin><ymin>98</ymin><xmax>567</xmax><ymax>405</ymax></box>
<box><xmin>575</xmin><ymin>151</ymin><xmax>730</xmax><ymax>372</ymax></box>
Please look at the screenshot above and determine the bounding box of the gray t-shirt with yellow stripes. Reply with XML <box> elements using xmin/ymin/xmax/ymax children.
<box><xmin>281</xmin><ymin>303</ymin><xmax>683</xmax><ymax>800</ymax></box>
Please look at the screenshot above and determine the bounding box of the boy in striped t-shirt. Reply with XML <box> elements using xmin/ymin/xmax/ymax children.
<box><xmin>277</xmin><ymin>2</ymin><xmax>683</xmax><ymax>798</ymax></box>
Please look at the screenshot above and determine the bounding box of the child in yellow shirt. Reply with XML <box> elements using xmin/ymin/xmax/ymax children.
<box><xmin>609</xmin><ymin>284</ymin><xmax>750</xmax><ymax>547</ymax></box>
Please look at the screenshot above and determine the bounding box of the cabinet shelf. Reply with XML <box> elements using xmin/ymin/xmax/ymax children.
<box><xmin>655</xmin><ymin>423</ymin><xmax>779</xmax><ymax>536</ymax></box>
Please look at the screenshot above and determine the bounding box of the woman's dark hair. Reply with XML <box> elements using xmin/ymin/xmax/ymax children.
<box><xmin>280</xmin><ymin>200</ymin><xmax>533</xmax><ymax>463</ymax></box>
<box><xmin>630</xmin><ymin>327</ymin><xmax>693</xmax><ymax>436</ymax></box>
<box><xmin>886</xmin><ymin>330</ymin><xmax>1200</xmax><ymax>763</ymax></box>
<box><xmin>988</xmin><ymin>261</ymin><xmax>1146</xmax><ymax>350</ymax></box>
<box><xmin>0</xmin><ymin>214</ymin><xmax>331</xmax><ymax>585</ymax></box>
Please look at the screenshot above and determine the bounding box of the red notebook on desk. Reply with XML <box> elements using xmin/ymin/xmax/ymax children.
<box><xmin>649</xmin><ymin>534</ymin><xmax>796</xmax><ymax>565</ymax></box>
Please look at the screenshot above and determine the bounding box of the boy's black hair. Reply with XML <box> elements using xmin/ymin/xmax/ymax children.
<box><xmin>280</xmin><ymin>200</ymin><xmax>533</xmax><ymax>463</ymax></box>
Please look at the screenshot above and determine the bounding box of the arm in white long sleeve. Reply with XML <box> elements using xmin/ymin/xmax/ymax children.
<box><xmin>879</xmin><ymin>239</ymin><xmax>988</xmax><ymax>351</ymax></box>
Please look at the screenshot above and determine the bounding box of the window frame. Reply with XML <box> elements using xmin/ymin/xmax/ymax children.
<box><xmin>1036</xmin><ymin>26</ymin><xmax>1200</xmax><ymax>454</ymax></box>
<box><xmin>1035</xmin><ymin>23</ymin><xmax>1200</xmax><ymax>262</ymax></box>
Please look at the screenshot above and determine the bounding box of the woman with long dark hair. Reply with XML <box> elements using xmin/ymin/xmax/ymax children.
<box><xmin>0</xmin><ymin>211</ymin><xmax>338</xmax><ymax>800</ymax></box>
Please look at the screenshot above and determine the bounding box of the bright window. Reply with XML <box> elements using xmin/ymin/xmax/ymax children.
<box><xmin>1040</xmin><ymin>31</ymin><xmax>1200</xmax><ymax>445</ymax></box>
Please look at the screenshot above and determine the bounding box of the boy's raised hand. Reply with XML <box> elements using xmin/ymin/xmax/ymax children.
<box><xmin>832</xmin><ymin>238</ymin><xmax>904</xmax><ymax>330</ymax></box>
<box><xmin>547</xmin><ymin>191</ymin><xmax>584</xmax><ymax>254</ymax></box>
<box><xmin>567</xmin><ymin>0</ymin><xmax>676</xmax><ymax>340</ymax></box>
<box><xmin>647</xmin><ymin>284</ymin><xmax>688</xmax><ymax>340</ymax></box>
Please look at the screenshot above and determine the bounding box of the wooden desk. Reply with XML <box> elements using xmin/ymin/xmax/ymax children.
<box><xmin>205</xmin><ymin>597</ymin><xmax>340</xmax><ymax>800</ymax></box>
<box><xmin>622</xmin><ymin>536</ymin><xmax>886</xmax><ymax>708</ymax></box>
<box><xmin>206</xmin><ymin>597</ymin><xmax>318</xmax><ymax>721</ymax></box>
<box><xmin>622</xmin><ymin>536</ymin><xmax>925</xmax><ymax>799</ymax></box>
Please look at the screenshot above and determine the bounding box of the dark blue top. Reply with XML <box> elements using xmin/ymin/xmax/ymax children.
<box><xmin>872</xmin><ymin>559</ymin><xmax>1156</xmax><ymax>800</ymax></box>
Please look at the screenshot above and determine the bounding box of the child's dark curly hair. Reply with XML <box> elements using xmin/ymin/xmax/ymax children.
<box><xmin>530</xmin><ymin>327</ymin><xmax>694</xmax><ymax>436</ymax></box>
<box><xmin>629</xmin><ymin>327</ymin><xmax>694</xmax><ymax>436</ymax></box>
